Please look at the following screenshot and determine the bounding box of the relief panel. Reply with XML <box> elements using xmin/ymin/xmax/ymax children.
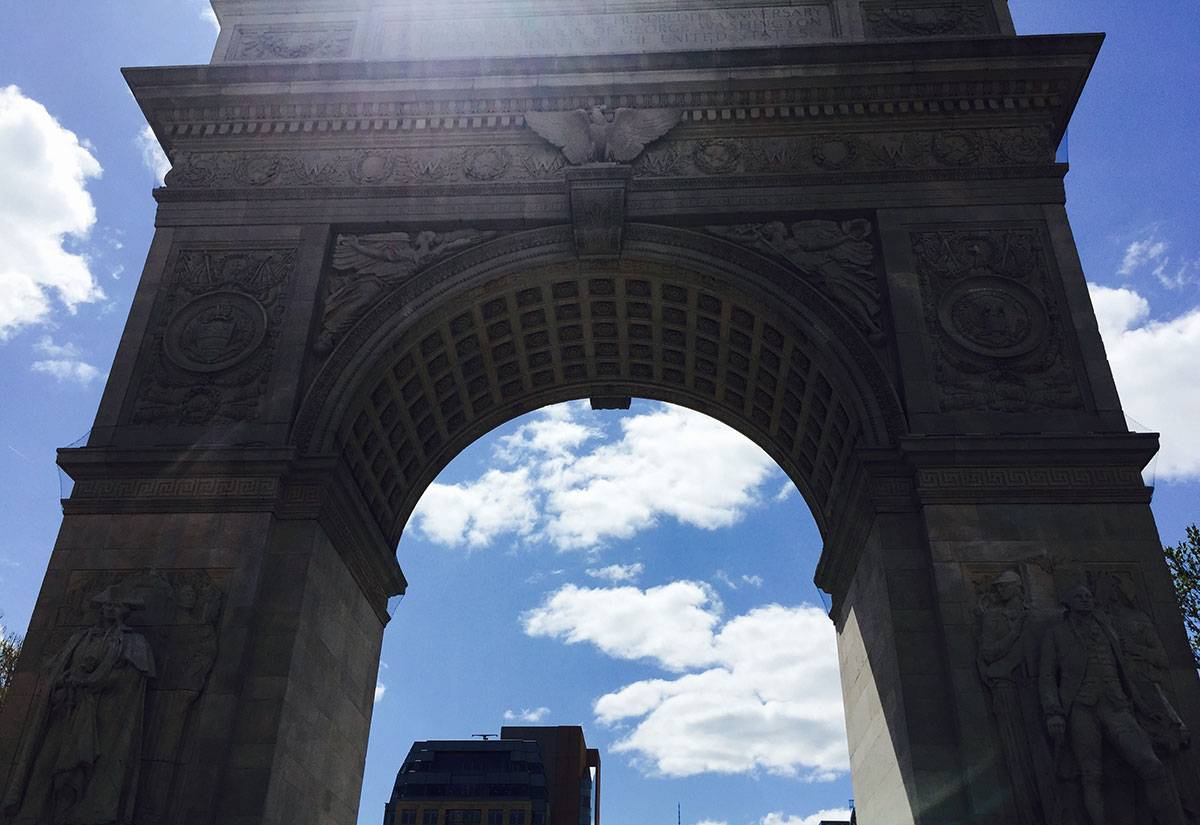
<box><xmin>911</xmin><ymin>226</ymin><xmax>1085</xmax><ymax>413</ymax></box>
<box><xmin>126</xmin><ymin>248</ymin><xmax>296</xmax><ymax>427</ymax></box>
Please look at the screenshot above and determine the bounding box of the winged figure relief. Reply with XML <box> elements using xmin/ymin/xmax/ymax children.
<box><xmin>525</xmin><ymin>106</ymin><xmax>683</xmax><ymax>165</ymax></box>
<box><xmin>708</xmin><ymin>220</ymin><xmax>884</xmax><ymax>343</ymax></box>
<box><xmin>315</xmin><ymin>230</ymin><xmax>497</xmax><ymax>354</ymax></box>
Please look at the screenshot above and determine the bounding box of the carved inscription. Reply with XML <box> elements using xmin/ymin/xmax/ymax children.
<box><xmin>128</xmin><ymin>249</ymin><xmax>295</xmax><ymax>426</ymax></box>
<box><xmin>706</xmin><ymin>219</ymin><xmax>884</xmax><ymax>343</ymax></box>
<box><xmin>371</xmin><ymin>5</ymin><xmax>836</xmax><ymax>60</ymax></box>
<box><xmin>912</xmin><ymin>227</ymin><xmax>1084</xmax><ymax>412</ymax></box>
<box><xmin>317</xmin><ymin>231</ymin><xmax>500</xmax><ymax>354</ymax></box>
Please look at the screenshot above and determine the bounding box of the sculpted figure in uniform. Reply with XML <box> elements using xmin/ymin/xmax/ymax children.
<box><xmin>976</xmin><ymin>570</ymin><xmax>1049</xmax><ymax>824</ymax></box>
<box><xmin>2</xmin><ymin>589</ymin><xmax>155</xmax><ymax>825</ymax></box>
<box><xmin>1040</xmin><ymin>585</ymin><xmax>1186</xmax><ymax>825</ymax></box>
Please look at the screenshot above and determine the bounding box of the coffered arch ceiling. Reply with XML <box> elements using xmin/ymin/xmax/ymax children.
<box><xmin>294</xmin><ymin>224</ymin><xmax>906</xmax><ymax>548</ymax></box>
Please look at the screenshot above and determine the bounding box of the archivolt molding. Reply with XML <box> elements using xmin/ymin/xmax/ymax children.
<box><xmin>293</xmin><ymin>224</ymin><xmax>904</xmax><ymax>546</ymax></box>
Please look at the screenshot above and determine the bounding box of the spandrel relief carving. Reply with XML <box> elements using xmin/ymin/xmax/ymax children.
<box><xmin>2</xmin><ymin>589</ymin><xmax>155</xmax><ymax>825</ymax></box>
<box><xmin>912</xmin><ymin>227</ymin><xmax>1085</xmax><ymax>413</ymax></box>
<box><xmin>706</xmin><ymin>220</ymin><xmax>884</xmax><ymax>343</ymax></box>
<box><xmin>1040</xmin><ymin>585</ymin><xmax>1188</xmax><ymax>825</ymax></box>
<box><xmin>316</xmin><ymin>231</ymin><xmax>500</xmax><ymax>354</ymax></box>
<box><xmin>127</xmin><ymin>249</ymin><xmax>295</xmax><ymax>427</ymax></box>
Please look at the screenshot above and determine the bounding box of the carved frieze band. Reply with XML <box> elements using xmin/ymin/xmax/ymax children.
<box><xmin>912</xmin><ymin>225</ymin><xmax>1085</xmax><ymax>413</ymax></box>
<box><xmin>861</xmin><ymin>1</ymin><xmax>997</xmax><ymax>39</ymax></box>
<box><xmin>66</xmin><ymin>477</ymin><xmax>281</xmax><ymax>514</ymax></box>
<box><xmin>916</xmin><ymin>465</ymin><xmax>1149</xmax><ymax>502</ymax></box>
<box><xmin>126</xmin><ymin>248</ymin><xmax>296</xmax><ymax>427</ymax></box>
<box><xmin>163</xmin><ymin>126</ymin><xmax>1054</xmax><ymax>190</ymax></box>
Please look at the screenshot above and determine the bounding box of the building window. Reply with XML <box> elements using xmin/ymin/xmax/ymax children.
<box><xmin>446</xmin><ymin>811</ymin><xmax>482</xmax><ymax>825</ymax></box>
<box><xmin>400</xmin><ymin>811</ymin><xmax>417</xmax><ymax>825</ymax></box>
<box><xmin>423</xmin><ymin>810</ymin><xmax>440</xmax><ymax>825</ymax></box>
<box><xmin>509</xmin><ymin>812</ymin><xmax>525</xmax><ymax>825</ymax></box>
<box><xmin>488</xmin><ymin>811</ymin><xmax>504</xmax><ymax>825</ymax></box>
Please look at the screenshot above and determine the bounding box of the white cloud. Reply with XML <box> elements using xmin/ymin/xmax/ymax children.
<box><xmin>527</xmin><ymin>583</ymin><xmax>847</xmax><ymax>779</ymax></box>
<box><xmin>1118</xmin><ymin>236</ymin><xmax>1168</xmax><ymax>277</ymax></box>
<box><xmin>761</xmin><ymin>810</ymin><xmax>852</xmax><ymax>825</ymax></box>
<box><xmin>694</xmin><ymin>820</ymin><xmax>728</xmax><ymax>825</ymax></box>
<box><xmin>411</xmin><ymin>403</ymin><xmax>781</xmax><ymax>551</ymax></box>
<box><xmin>1116</xmin><ymin>233</ymin><xmax>1197</xmax><ymax>289</ymax></box>
<box><xmin>374</xmin><ymin>682</ymin><xmax>387</xmax><ymax>703</ymax></box>
<box><xmin>30</xmin><ymin>336</ymin><xmax>101</xmax><ymax>385</ymax></box>
<box><xmin>586</xmin><ymin>562</ymin><xmax>644</xmax><ymax>583</ymax></box>
<box><xmin>409</xmin><ymin>467</ymin><xmax>539</xmax><ymax>547</ymax></box>
<box><xmin>1090</xmin><ymin>284</ymin><xmax>1200</xmax><ymax>478</ymax></box>
<box><xmin>201</xmin><ymin>5</ymin><xmax>220</xmax><ymax>30</ymax></box>
<box><xmin>774</xmin><ymin>481</ymin><xmax>797</xmax><ymax>502</ymax></box>
<box><xmin>503</xmin><ymin>706</ymin><xmax>551</xmax><ymax>723</ymax></box>
<box><xmin>524</xmin><ymin>581</ymin><xmax>722</xmax><ymax>672</ymax></box>
<box><xmin>135</xmin><ymin>125</ymin><xmax>170</xmax><ymax>185</ymax></box>
<box><xmin>742</xmin><ymin>574</ymin><xmax>764</xmax><ymax>588</ymax></box>
<box><xmin>714</xmin><ymin>570</ymin><xmax>738</xmax><ymax>590</ymax></box>
<box><xmin>0</xmin><ymin>86</ymin><xmax>104</xmax><ymax>339</ymax></box>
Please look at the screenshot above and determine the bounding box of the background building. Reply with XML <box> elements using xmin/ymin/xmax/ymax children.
<box><xmin>384</xmin><ymin>727</ymin><xmax>600</xmax><ymax>825</ymax></box>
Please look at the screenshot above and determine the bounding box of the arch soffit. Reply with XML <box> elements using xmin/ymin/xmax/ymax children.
<box><xmin>292</xmin><ymin>224</ymin><xmax>907</xmax><ymax>543</ymax></box>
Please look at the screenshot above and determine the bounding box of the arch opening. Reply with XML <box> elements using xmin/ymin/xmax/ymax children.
<box><xmin>295</xmin><ymin>225</ymin><xmax>905</xmax><ymax>554</ymax></box>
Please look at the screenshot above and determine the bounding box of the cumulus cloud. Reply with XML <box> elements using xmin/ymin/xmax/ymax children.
<box><xmin>503</xmin><ymin>706</ymin><xmax>551</xmax><ymax>723</ymax></box>
<box><xmin>761</xmin><ymin>810</ymin><xmax>853</xmax><ymax>825</ymax></box>
<box><xmin>30</xmin><ymin>336</ymin><xmax>102</xmax><ymax>385</ymax></box>
<box><xmin>410</xmin><ymin>403</ymin><xmax>781</xmax><ymax>551</ymax></box>
<box><xmin>410</xmin><ymin>468</ymin><xmax>539</xmax><ymax>548</ymax></box>
<box><xmin>1089</xmin><ymin>284</ymin><xmax>1200</xmax><ymax>478</ymax></box>
<box><xmin>586</xmin><ymin>563</ymin><xmax>644</xmax><ymax>583</ymax></box>
<box><xmin>0</xmin><ymin>86</ymin><xmax>104</xmax><ymax>339</ymax></box>
<box><xmin>526</xmin><ymin>582</ymin><xmax>847</xmax><ymax>779</ymax></box>
<box><xmin>135</xmin><ymin>125</ymin><xmax>170</xmax><ymax>185</ymax></box>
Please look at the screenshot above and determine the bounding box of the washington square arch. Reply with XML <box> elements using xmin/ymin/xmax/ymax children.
<box><xmin>2</xmin><ymin>1</ymin><xmax>1199</xmax><ymax>824</ymax></box>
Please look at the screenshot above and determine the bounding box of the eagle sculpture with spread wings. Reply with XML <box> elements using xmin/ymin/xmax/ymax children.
<box><xmin>525</xmin><ymin>106</ymin><xmax>683</xmax><ymax>165</ymax></box>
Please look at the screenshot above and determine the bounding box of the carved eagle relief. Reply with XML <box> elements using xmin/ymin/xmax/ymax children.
<box><xmin>525</xmin><ymin>106</ymin><xmax>683</xmax><ymax>165</ymax></box>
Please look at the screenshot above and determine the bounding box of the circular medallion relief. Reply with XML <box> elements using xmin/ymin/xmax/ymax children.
<box><xmin>937</xmin><ymin>277</ymin><xmax>1047</xmax><ymax>358</ymax></box>
<box><xmin>164</xmin><ymin>291</ymin><xmax>268</xmax><ymax>373</ymax></box>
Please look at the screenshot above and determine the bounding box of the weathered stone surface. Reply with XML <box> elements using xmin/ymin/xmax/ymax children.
<box><xmin>3</xmin><ymin>3</ymin><xmax>1197</xmax><ymax>825</ymax></box>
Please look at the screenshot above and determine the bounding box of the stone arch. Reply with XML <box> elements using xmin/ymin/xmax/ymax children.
<box><xmin>294</xmin><ymin>224</ymin><xmax>906</xmax><ymax>548</ymax></box>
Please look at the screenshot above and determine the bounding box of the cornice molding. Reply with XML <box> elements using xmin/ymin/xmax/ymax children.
<box><xmin>125</xmin><ymin>34</ymin><xmax>1100</xmax><ymax>155</ymax></box>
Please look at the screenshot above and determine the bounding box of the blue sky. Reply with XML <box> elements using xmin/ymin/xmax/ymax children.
<box><xmin>0</xmin><ymin>3</ymin><xmax>1198</xmax><ymax>825</ymax></box>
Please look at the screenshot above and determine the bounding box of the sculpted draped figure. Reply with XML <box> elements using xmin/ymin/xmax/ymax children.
<box><xmin>2</xmin><ymin>589</ymin><xmax>155</xmax><ymax>825</ymax></box>
<box><xmin>1040</xmin><ymin>585</ymin><xmax>1186</xmax><ymax>825</ymax></box>
<box><xmin>976</xmin><ymin>570</ymin><xmax>1056</xmax><ymax>824</ymax></box>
